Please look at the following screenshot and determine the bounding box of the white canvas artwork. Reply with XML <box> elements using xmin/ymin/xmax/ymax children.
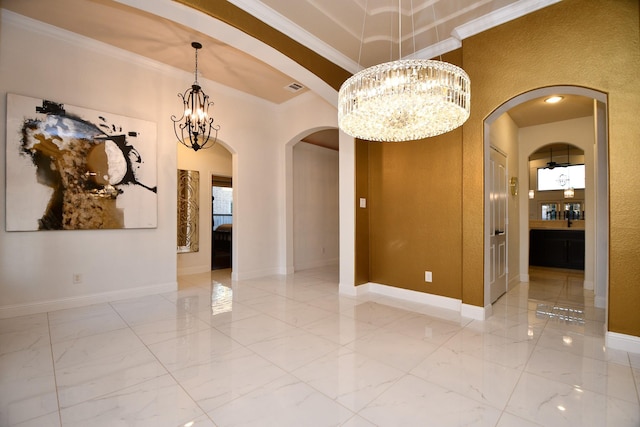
<box><xmin>5</xmin><ymin>93</ymin><xmax>157</xmax><ymax>231</ymax></box>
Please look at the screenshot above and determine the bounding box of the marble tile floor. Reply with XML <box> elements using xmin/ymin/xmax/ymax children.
<box><xmin>1</xmin><ymin>266</ymin><xmax>639</xmax><ymax>426</ymax></box>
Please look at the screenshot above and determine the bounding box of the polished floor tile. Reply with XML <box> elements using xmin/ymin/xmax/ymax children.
<box><xmin>292</xmin><ymin>347</ymin><xmax>405</xmax><ymax>412</ymax></box>
<box><xmin>1</xmin><ymin>266</ymin><xmax>639</xmax><ymax>426</ymax></box>
<box><xmin>48</xmin><ymin>303</ymin><xmax>128</xmax><ymax>344</ymax></box>
<box><xmin>506</xmin><ymin>372</ymin><xmax>640</xmax><ymax>427</ymax></box>
<box><xmin>59</xmin><ymin>374</ymin><xmax>205</xmax><ymax>427</ymax></box>
<box><xmin>206</xmin><ymin>373</ymin><xmax>355</xmax><ymax>426</ymax></box>
<box><xmin>358</xmin><ymin>374</ymin><xmax>502</xmax><ymax>426</ymax></box>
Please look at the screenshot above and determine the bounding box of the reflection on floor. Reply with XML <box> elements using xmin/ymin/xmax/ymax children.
<box><xmin>1</xmin><ymin>266</ymin><xmax>639</xmax><ymax>426</ymax></box>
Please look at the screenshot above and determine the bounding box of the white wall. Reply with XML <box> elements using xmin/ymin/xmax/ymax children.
<box><xmin>518</xmin><ymin>116</ymin><xmax>596</xmax><ymax>288</ymax></box>
<box><xmin>490</xmin><ymin>113</ymin><xmax>521</xmax><ymax>287</ymax></box>
<box><xmin>0</xmin><ymin>12</ymin><xmax>179</xmax><ymax>315</ymax></box>
<box><xmin>0</xmin><ymin>10</ymin><xmax>338</xmax><ymax>315</ymax></box>
<box><xmin>293</xmin><ymin>142</ymin><xmax>339</xmax><ymax>270</ymax></box>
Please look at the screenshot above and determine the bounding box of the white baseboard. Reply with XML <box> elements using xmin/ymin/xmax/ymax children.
<box><xmin>294</xmin><ymin>258</ymin><xmax>339</xmax><ymax>272</ymax></box>
<box><xmin>367</xmin><ymin>283</ymin><xmax>461</xmax><ymax>311</ymax></box>
<box><xmin>281</xmin><ymin>265</ymin><xmax>295</xmax><ymax>275</ymax></box>
<box><xmin>583</xmin><ymin>280</ymin><xmax>594</xmax><ymax>290</ymax></box>
<box><xmin>339</xmin><ymin>281</ymin><xmax>361</xmax><ymax>297</ymax></box>
<box><xmin>606</xmin><ymin>331</ymin><xmax>640</xmax><ymax>354</ymax></box>
<box><xmin>508</xmin><ymin>275</ymin><xmax>521</xmax><ymax>288</ymax></box>
<box><xmin>462</xmin><ymin>303</ymin><xmax>491</xmax><ymax>320</ymax></box>
<box><xmin>234</xmin><ymin>267</ymin><xmax>281</xmax><ymax>281</ymax></box>
<box><xmin>339</xmin><ymin>282</ymin><xmax>488</xmax><ymax>320</ymax></box>
<box><xmin>0</xmin><ymin>281</ymin><xmax>177</xmax><ymax>319</ymax></box>
<box><xmin>177</xmin><ymin>264</ymin><xmax>210</xmax><ymax>276</ymax></box>
<box><xmin>520</xmin><ymin>273</ymin><xmax>530</xmax><ymax>282</ymax></box>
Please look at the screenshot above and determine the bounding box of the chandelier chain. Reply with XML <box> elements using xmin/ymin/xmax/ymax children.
<box><xmin>410</xmin><ymin>0</ymin><xmax>416</xmax><ymax>56</ymax></box>
<box><xmin>432</xmin><ymin>3</ymin><xmax>442</xmax><ymax>61</ymax></box>
<box><xmin>398</xmin><ymin>0</ymin><xmax>402</xmax><ymax>59</ymax></box>
<box><xmin>194</xmin><ymin>45</ymin><xmax>199</xmax><ymax>84</ymax></box>
<box><xmin>357</xmin><ymin>0</ymin><xmax>368</xmax><ymax>70</ymax></box>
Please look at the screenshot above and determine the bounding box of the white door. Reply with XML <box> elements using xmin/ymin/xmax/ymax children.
<box><xmin>490</xmin><ymin>148</ymin><xmax>507</xmax><ymax>303</ymax></box>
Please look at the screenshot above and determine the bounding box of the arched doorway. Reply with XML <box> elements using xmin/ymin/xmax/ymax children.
<box><xmin>176</xmin><ymin>140</ymin><xmax>237</xmax><ymax>277</ymax></box>
<box><xmin>483</xmin><ymin>86</ymin><xmax>608</xmax><ymax>314</ymax></box>
<box><xmin>284</xmin><ymin>128</ymin><xmax>340</xmax><ymax>274</ymax></box>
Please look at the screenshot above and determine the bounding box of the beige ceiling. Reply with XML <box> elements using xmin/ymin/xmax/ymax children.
<box><xmin>232</xmin><ymin>0</ymin><xmax>552</xmax><ymax>70</ymax></box>
<box><xmin>508</xmin><ymin>94</ymin><xmax>594</xmax><ymax>128</ymax></box>
<box><xmin>0</xmin><ymin>0</ymin><xmax>309</xmax><ymax>104</ymax></box>
<box><xmin>2</xmin><ymin>0</ymin><xmax>592</xmax><ymax>149</ymax></box>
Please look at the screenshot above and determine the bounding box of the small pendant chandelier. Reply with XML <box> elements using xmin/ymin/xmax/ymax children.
<box><xmin>338</xmin><ymin>1</ymin><xmax>470</xmax><ymax>142</ymax></box>
<box><xmin>564</xmin><ymin>187</ymin><xmax>575</xmax><ymax>199</ymax></box>
<box><xmin>172</xmin><ymin>42</ymin><xmax>220</xmax><ymax>151</ymax></box>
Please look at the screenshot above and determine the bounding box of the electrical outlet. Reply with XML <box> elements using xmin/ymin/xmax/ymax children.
<box><xmin>425</xmin><ymin>271</ymin><xmax>432</xmax><ymax>282</ymax></box>
<box><xmin>73</xmin><ymin>273</ymin><xmax>82</xmax><ymax>284</ymax></box>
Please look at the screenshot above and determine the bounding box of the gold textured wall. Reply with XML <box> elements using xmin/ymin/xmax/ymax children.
<box><xmin>461</xmin><ymin>0</ymin><xmax>640</xmax><ymax>335</ymax></box>
<box><xmin>367</xmin><ymin>128</ymin><xmax>463</xmax><ymax>297</ymax></box>
<box><xmin>355</xmin><ymin>140</ymin><xmax>370</xmax><ymax>285</ymax></box>
<box><xmin>361</xmin><ymin>51</ymin><xmax>463</xmax><ymax>298</ymax></box>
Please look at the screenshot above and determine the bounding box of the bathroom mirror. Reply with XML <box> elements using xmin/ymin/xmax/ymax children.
<box><xmin>177</xmin><ymin>169</ymin><xmax>199</xmax><ymax>253</ymax></box>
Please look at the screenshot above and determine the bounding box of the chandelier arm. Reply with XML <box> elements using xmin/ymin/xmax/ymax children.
<box><xmin>200</xmin><ymin>118</ymin><xmax>218</xmax><ymax>150</ymax></box>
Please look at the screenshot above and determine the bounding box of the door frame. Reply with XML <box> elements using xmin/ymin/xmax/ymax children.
<box><xmin>489</xmin><ymin>146</ymin><xmax>509</xmax><ymax>304</ymax></box>
<box><xmin>211</xmin><ymin>174</ymin><xmax>233</xmax><ymax>271</ymax></box>
<box><xmin>483</xmin><ymin>86</ymin><xmax>609</xmax><ymax>312</ymax></box>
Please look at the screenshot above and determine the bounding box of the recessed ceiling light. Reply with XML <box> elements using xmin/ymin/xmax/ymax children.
<box><xmin>545</xmin><ymin>96</ymin><xmax>564</xmax><ymax>104</ymax></box>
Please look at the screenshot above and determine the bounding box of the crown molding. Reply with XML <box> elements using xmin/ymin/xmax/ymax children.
<box><xmin>453</xmin><ymin>0</ymin><xmax>562</xmax><ymax>40</ymax></box>
<box><xmin>409</xmin><ymin>38</ymin><xmax>462</xmax><ymax>60</ymax></box>
<box><xmin>227</xmin><ymin>0</ymin><xmax>359</xmax><ymax>73</ymax></box>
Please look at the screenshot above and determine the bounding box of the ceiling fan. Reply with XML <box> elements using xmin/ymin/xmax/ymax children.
<box><xmin>545</xmin><ymin>145</ymin><xmax>572</xmax><ymax>169</ymax></box>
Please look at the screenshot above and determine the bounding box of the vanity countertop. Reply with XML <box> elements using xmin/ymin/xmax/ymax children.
<box><xmin>529</xmin><ymin>220</ymin><xmax>585</xmax><ymax>230</ymax></box>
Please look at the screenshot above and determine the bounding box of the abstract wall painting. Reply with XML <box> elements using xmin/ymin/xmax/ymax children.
<box><xmin>5</xmin><ymin>93</ymin><xmax>157</xmax><ymax>231</ymax></box>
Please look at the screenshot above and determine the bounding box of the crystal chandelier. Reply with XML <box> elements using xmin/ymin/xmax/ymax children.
<box><xmin>338</xmin><ymin>2</ymin><xmax>470</xmax><ymax>142</ymax></box>
<box><xmin>172</xmin><ymin>42</ymin><xmax>220</xmax><ymax>151</ymax></box>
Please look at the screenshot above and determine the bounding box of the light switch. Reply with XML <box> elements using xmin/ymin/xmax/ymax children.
<box><xmin>359</xmin><ymin>198</ymin><xmax>366</xmax><ymax>208</ymax></box>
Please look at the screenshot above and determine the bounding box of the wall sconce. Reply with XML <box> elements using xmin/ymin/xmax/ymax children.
<box><xmin>509</xmin><ymin>177</ymin><xmax>518</xmax><ymax>196</ymax></box>
<box><xmin>528</xmin><ymin>189</ymin><xmax>535</xmax><ymax>199</ymax></box>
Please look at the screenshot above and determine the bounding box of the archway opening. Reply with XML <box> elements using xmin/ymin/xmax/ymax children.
<box><xmin>483</xmin><ymin>86</ymin><xmax>608</xmax><ymax>316</ymax></box>
<box><xmin>528</xmin><ymin>143</ymin><xmax>586</xmax><ymax>271</ymax></box>
<box><xmin>284</xmin><ymin>128</ymin><xmax>340</xmax><ymax>275</ymax></box>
